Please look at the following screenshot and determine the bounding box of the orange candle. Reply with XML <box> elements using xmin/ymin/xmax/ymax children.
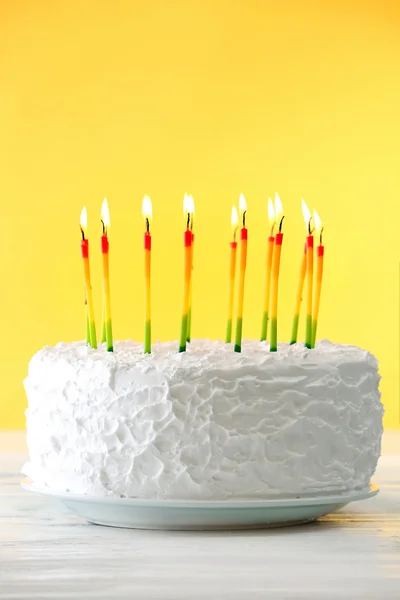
<box><xmin>269</xmin><ymin>193</ymin><xmax>284</xmax><ymax>352</ymax></box>
<box><xmin>234</xmin><ymin>194</ymin><xmax>248</xmax><ymax>353</ymax></box>
<box><xmin>302</xmin><ymin>199</ymin><xmax>314</xmax><ymax>349</ymax></box>
<box><xmin>311</xmin><ymin>210</ymin><xmax>324</xmax><ymax>348</ymax></box>
<box><xmin>225</xmin><ymin>206</ymin><xmax>238</xmax><ymax>343</ymax></box>
<box><xmin>179</xmin><ymin>194</ymin><xmax>194</xmax><ymax>352</ymax></box>
<box><xmin>80</xmin><ymin>207</ymin><xmax>97</xmax><ymax>349</ymax></box>
<box><xmin>260</xmin><ymin>198</ymin><xmax>276</xmax><ymax>341</ymax></box>
<box><xmin>142</xmin><ymin>195</ymin><xmax>152</xmax><ymax>354</ymax></box>
<box><xmin>100</xmin><ymin>198</ymin><xmax>113</xmax><ymax>352</ymax></box>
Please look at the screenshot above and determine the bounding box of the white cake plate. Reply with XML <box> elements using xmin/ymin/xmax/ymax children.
<box><xmin>21</xmin><ymin>478</ymin><xmax>379</xmax><ymax>530</ymax></box>
<box><xmin>21</xmin><ymin>478</ymin><xmax>378</xmax><ymax>530</ymax></box>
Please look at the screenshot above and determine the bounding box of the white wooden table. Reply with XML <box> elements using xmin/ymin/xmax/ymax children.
<box><xmin>1</xmin><ymin>432</ymin><xmax>399</xmax><ymax>599</ymax></box>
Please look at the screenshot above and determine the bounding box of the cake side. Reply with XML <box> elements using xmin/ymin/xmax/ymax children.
<box><xmin>23</xmin><ymin>339</ymin><xmax>383</xmax><ymax>500</ymax></box>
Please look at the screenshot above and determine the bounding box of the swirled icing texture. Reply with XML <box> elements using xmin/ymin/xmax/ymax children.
<box><xmin>23</xmin><ymin>339</ymin><xmax>383</xmax><ymax>500</ymax></box>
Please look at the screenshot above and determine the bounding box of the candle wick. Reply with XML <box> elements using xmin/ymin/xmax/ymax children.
<box><xmin>279</xmin><ymin>215</ymin><xmax>285</xmax><ymax>233</ymax></box>
<box><xmin>242</xmin><ymin>210</ymin><xmax>246</xmax><ymax>228</ymax></box>
<box><xmin>186</xmin><ymin>212</ymin><xmax>191</xmax><ymax>230</ymax></box>
<box><xmin>270</xmin><ymin>222</ymin><xmax>276</xmax><ymax>237</ymax></box>
<box><xmin>101</xmin><ymin>219</ymin><xmax>107</xmax><ymax>236</ymax></box>
<box><xmin>80</xmin><ymin>226</ymin><xmax>85</xmax><ymax>241</ymax></box>
<box><xmin>146</xmin><ymin>217</ymin><xmax>150</xmax><ymax>233</ymax></box>
<box><xmin>320</xmin><ymin>227</ymin><xmax>324</xmax><ymax>245</ymax></box>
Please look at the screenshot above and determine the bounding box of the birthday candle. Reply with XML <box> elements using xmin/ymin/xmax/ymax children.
<box><xmin>142</xmin><ymin>195</ymin><xmax>152</xmax><ymax>354</ymax></box>
<box><xmin>302</xmin><ymin>199</ymin><xmax>314</xmax><ymax>349</ymax></box>
<box><xmin>234</xmin><ymin>194</ymin><xmax>248</xmax><ymax>353</ymax></box>
<box><xmin>80</xmin><ymin>207</ymin><xmax>97</xmax><ymax>349</ymax></box>
<box><xmin>100</xmin><ymin>199</ymin><xmax>113</xmax><ymax>352</ymax></box>
<box><xmin>269</xmin><ymin>193</ymin><xmax>284</xmax><ymax>352</ymax></box>
<box><xmin>179</xmin><ymin>194</ymin><xmax>194</xmax><ymax>353</ymax></box>
<box><xmin>225</xmin><ymin>206</ymin><xmax>239</xmax><ymax>343</ymax></box>
<box><xmin>311</xmin><ymin>210</ymin><xmax>324</xmax><ymax>348</ymax></box>
<box><xmin>260</xmin><ymin>198</ymin><xmax>276</xmax><ymax>341</ymax></box>
<box><xmin>186</xmin><ymin>195</ymin><xmax>195</xmax><ymax>343</ymax></box>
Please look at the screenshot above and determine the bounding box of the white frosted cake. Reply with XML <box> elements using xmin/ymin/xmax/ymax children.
<box><xmin>23</xmin><ymin>339</ymin><xmax>383</xmax><ymax>500</ymax></box>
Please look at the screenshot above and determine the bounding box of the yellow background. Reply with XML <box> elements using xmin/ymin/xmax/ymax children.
<box><xmin>1</xmin><ymin>0</ymin><xmax>399</xmax><ymax>429</ymax></box>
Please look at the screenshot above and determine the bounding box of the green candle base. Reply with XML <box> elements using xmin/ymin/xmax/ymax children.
<box><xmin>179</xmin><ymin>314</ymin><xmax>188</xmax><ymax>353</ymax></box>
<box><xmin>290</xmin><ymin>314</ymin><xmax>299</xmax><ymax>345</ymax></box>
<box><xmin>305</xmin><ymin>314</ymin><xmax>312</xmax><ymax>349</ymax></box>
<box><xmin>270</xmin><ymin>317</ymin><xmax>277</xmax><ymax>352</ymax></box>
<box><xmin>234</xmin><ymin>317</ymin><xmax>243</xmax><ymax>353</ymax></box>
<box><xmin>260</xmin><ymin>312</ymin><xmax>268</xmax><ymax>342</ymax></box>
<box><xmin>144</xmin><ymin>320</ymin><xmax>151</xmax><ymax>354</ymax></box>
<box><xmin>106</xmin><ymin>319</ymin><xmax>113</xmax><ymax>352</ymax></box>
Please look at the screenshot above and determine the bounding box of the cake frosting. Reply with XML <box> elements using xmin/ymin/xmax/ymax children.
<box><xmin>23</xmin><ymin>339</ymin><xmax>383</xmax><ymax>500</ymax></box>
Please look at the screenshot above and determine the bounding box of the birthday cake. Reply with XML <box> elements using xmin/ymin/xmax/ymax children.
<box><xmin>23</xmin><ymin>338</ymin><xmax>383</xmax><ymax>500</ymax></box>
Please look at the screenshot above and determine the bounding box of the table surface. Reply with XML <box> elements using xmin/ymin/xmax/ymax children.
<box><xmin>1</xmin><ymin>433</ymin><xmax>399</xmax><ymax>600</ymax></box>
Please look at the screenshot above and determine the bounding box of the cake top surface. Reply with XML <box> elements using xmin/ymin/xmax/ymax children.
<box><xmin>28</xmin><ymin>339</ymin><xmax>378</xmax><ymax>379</ymax></box>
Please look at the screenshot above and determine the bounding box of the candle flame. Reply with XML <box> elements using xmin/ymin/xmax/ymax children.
<box><xmin>183</xmin><ymin>193</ymin><xmax>194</xmax><ymax>229</ymax></box>
<box><xmin>239</xmin><ymin>193</ymin><xmax>247</xmax><ymax>214</ymax></box>
<box><xmin>314</xmin><ymin>209</ymin><xmax>323</xmax><ymax>243</ymax></box>
<box><xmin>101</xmin><ymin>198</ymin><xmax>110</xmax><ymax>234</ymax></box>
<box><xmin>142</xmin><ymin>195</ymin><xmax>152</xmax><ymax>232</ymax></box>
<box><xmin>301</xmin><ymin>199</ymin><xmax>312</xmax><ymax>233</ymax></box>
<box><xmin>80</xmin><ymin>206</ymin><xmax>87</xmax><ymax>238</ymax></box>
<box><xmin>274</xmin><ymin>193</ymin><xmax>284</xmax><ymax>232</ymax></box>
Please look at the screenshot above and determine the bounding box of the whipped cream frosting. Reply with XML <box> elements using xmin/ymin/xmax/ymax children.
<box><xmin>23</xmin><ymin>339</ymin><xmax>383</xmax><ymax>500</ymax></box>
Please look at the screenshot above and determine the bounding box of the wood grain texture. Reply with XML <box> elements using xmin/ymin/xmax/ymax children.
<box><xmin>0</xmin><ymin>435</ymin><xmax>399</xmax><ymax>599</ymax></box>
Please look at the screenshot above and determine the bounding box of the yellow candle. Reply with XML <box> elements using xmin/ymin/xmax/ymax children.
<box><xmin>225</xmin><ymin>206</ymin><xmax>238</xmax><ymax>343</ymax></box>
<box><xmin>311</xmin><ymin>210</ymin><xmax>324</xmax><ymax>348</ymax></box>
<box><xmin>260</xmin><ymin>198</ymin><xmax>276</xmax><ymax>341</ymax></box>
<box><xmin>80</xmin><ymin>207</ymin><xmax>97</xmax><ymax>349</ymax></box>
<box><xmin>142</xmin><ymin>195</ymin><xmax>152</xmax><ymax>354</ymax></box>
<box><xmin>302</xmin><ymin>199</ymin><xmax>314</xmax><ymax>349</ymax></box>
<box><xmin>234</xmin><ymin>194</ymin><xmax>248</xmax><ymax>353</ymax></box>
<box><xmin>100</xmin><ymin>198</ymin><xmax>113</xmax><ymax>352</ymax></box>
<box><xmin>179</xmin><ymin>194</ymin><xmax>194</xmax><ymax>352</ymax></box>
<box><xmin>269</xmin><ymin>193</ymin><xmax>284</xmax><ymax>352</ymax></box>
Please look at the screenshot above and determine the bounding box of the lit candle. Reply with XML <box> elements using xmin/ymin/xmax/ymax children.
<box><xmin>100</xmin><ymin>199</ymin><xmax>113</xmax><ymax>352</ymax></box>
<box><xmin>260</xmin><ymin>198</ymin><xmax>276</xmax><ymax>341</ymax></box>
<box><xmin>225</xmin><ymin>206</ymin><xmax>239</xmax><ymax>343</ymax></box>
<box><xmin>302</xmin><ymin>199</ymin><xmax>314</xmax><ymax>349</ymax></box>
<box><xmin>234</xmin><ymin>194</ymin><xmax>248</xmax><ymax>353</ymax></box>
<box><xmin>142</xmin><ymin>195</ymin><xmax>152</xmax><ymax>354</ymax></box>
<box><xmin>186</xmin><ymin>195</ymin><xmax>195</xmax><ymax>343</ymax></box>
<box><xmin>269</xmin><ymin>193</ymin><xmax>284</xmax><ymax>352</ymax></box>
<box><xmin>311</xmin><ymin>210</ymin><xmax>324</xmax><ymax>348</ymax></box>
<box><xmin>80</xmin><ymin>207</ymin><xmax>97</xmax><ymax>349</ymax></box>
<box><xmin>179</xmin><ymin>194</ymin><xmax>194</xmax><ymax>353</ymax></box>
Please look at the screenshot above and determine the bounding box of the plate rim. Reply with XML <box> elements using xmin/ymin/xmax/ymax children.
<box><xmin>21</xmin><ymin>477</ymin><xmax>379</xmax><ymax>509</ymax></box>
